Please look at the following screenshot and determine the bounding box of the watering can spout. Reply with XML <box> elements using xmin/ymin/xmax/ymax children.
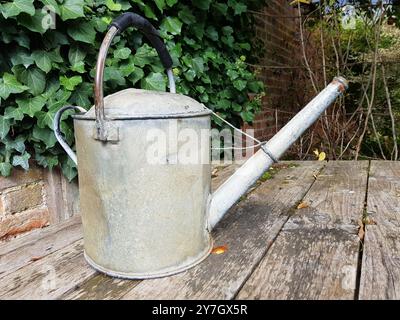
<box><xmin>208</xmin><ymin>76</ymin><xmax>348</xmax><ymax>230</ymax></box>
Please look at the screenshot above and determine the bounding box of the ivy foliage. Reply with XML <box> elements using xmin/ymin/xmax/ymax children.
<box><xmin>0</xmin><ymin>0</ymin><xmax>265</xmax><ymax>180</ymax></box>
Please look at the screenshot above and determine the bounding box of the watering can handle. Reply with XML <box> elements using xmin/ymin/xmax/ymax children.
<box><xmin>111</xmin><ymin>13</ymin><xmax>173</xmax><ymax>69</ymax></box>
<box><xmin>53</xmin><ymin>105</ymin><xmax>86</xmax><ymax>166</ymax></box>
<box><xmin>94</xmin><ymin>13</ymin><xmax>176</xmax><ymax>141</ymax></box>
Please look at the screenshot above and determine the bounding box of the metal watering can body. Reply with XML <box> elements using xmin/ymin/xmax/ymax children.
<box><xmin>54</xmin><ymin>13</ymin><xmax>349</xmax><ymax>279</ymax></box>
<box><xmin>55</xmin><ymin>13</ymin><xmax>214</xmax><ymax>278</ymax></box>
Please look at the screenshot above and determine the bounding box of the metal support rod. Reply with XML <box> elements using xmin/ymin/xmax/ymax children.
<box><xmin>53</xmin><ymin>105</ymin><xmax>87</xmax><ymax>165</ymax></box>
<box><xmin>208</xmin><ymin>77</ymin><xmax>348</xmax><ymax>230</ymax></box>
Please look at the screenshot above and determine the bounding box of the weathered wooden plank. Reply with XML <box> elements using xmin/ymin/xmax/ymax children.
<box><xmin>287</xmin><ymin>161</ymin><xmax>369</xmax><ymax>228</ymax></box>
<box><xmin>0</xmin><ymin>240</ymin><xmax>96</xmax><ymax>299</ymax></box>
<box><xmin>121</xmin><ymin>161</ymin><xmax>323</xmax><ymax>300</ymax></box>
<box><xmin>359</xmin><ymin>161</ymin><xmax>400</xmax><ymax>300</ymax></box>
<box><xmin>237</xmin><ymin>161</ymin><xmax>369</xmax><ymax>300</ymax></box>
<box><xmin>0</xmin><ymin>215</ymin><xmax>82</xmax><ymax>278</ymax></box>
<box><xmin>61</xmin><ymin>273</ymin><xmax>140</xmax><ymax>300</ymax></box>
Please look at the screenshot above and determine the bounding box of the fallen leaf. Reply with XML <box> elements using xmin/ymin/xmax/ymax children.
<box><xmin>318</xmin><ymin>152</ymin><xmax>326</xmax><ymax>161</ymax></box>
<box><xmin>211</xmin><ymin>168</ymin><xmax>218</xmax><ymax>178</ymax></box>
<box><xmin>313</xmin><ymin>148</ymin><xmax>327</xmax><ymax>161</ymax></box>
<box><xmin>297</xmin><ymin>201</ymin><xmax>309</xmax><ymax>209</ymax></box>
<box><xmin>358</xmin><ymin>219</ymin><xmax>365</xmax><ymax>241</ymax></box>
<box><xmin>363</xmin><ymin>216</ymin><xmax>377</xmax><ymax>225</ymax></box>
<box><xmin>212</xmin><ymin>245</ymin><xmax>228</xmax><ymax>255</ymax></box>
<box><xmin>30</xmin><ymin>256</ymin><xmax>44</xmax><ymax>262</ymax></box>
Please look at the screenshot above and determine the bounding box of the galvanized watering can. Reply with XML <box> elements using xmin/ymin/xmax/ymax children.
<box><xmin>54</xmin><ymin>13</ymin><xmax>348</xmax><ymax>279</ymax></box>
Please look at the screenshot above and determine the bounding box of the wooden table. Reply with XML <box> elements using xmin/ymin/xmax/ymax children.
<box><xmin>0</xmin><ymin>161</ymin><xmax>399</xmax><ymax>300</ymax></box>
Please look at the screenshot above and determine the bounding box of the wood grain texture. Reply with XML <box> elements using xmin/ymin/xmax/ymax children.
<box><xmin>359</xmin><ymin>161</ymin><xmax>400</xmax><ymax>300</ymax></box>
<box><xmin>0</xmin><ymin>240</ymin><xmax>96</xmax><ymax>299</ymax></box>
<box><xmin>61</xmin><ymin>273</ymin><xmax>140</xmax><ymax>300</ymax></box>
<box><xmin>121</xmin><ymin>162</ymin><xmax>323</xmax><ymax>300</ymax></box>
<box><xmin>237</xmin><ymin>161</ymin><xmax>369</xmax><ymax>300</ymax></box>
<box><xmin>0</xmin><ymin>215</ymin><xmax>82</xmax><ymax>278</ymax></box>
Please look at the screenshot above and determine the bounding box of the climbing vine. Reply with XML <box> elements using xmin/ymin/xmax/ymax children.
<box><xmin>0</xmin><ymin>0</ymin><xmax>265</xmax><ymax>180</ymax></box>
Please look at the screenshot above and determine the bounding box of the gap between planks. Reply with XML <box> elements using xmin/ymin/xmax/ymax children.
<box><xmin>359</xmin><ymin>161</ymin><xmax>400</xmax><ymax>299</ymax></box>
<box><xmin>236</xmin><ymin>161</ymin><xmax>369</xmax><ymax>300</ymax></box>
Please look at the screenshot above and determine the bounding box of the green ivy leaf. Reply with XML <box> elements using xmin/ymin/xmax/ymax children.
<box><xmin>47</xmin><ymin>89</ymin><xmax>71</xmax><ymax>110</ymax></box>
<box><xmin>32</xmin><ymin>51</ymin><xmax>52</xmax><ymax>73</ymax></box>
<box><xmin>5</xmin><ymin>135</ymin><xmax>26</xmax><ymax>153</ymax></box>
<box><xmin>192</xmin><ymin>57</ymin><xmax>205</xmax><ymax>75</ymax></box>
<box><xmin>1</xmin><ymin>0</ymin><xmax>35</xmax><ymax>19</ymax></box>
<box><xmin>68</xmin><ymin>46</ymin><xmax>86</xmax><ymax>72</ymax></box>
<box><xmin>141</xmin><ymin>72</ymin><xmax>166</xmax><ymax>91</ymax></box>
<box><xmin>14</xmin><ymin>33</ymin><xmax>30</xmax><ymax>49</ymax></box>
<box><xmin>68</xmin><ymin>46</ymin><xmax>86</xmax><ymax>65</ymax></box>
<box><xmin>154</xmin><ymin>0</ymin><xmax>165</xmax><ymax>12</ymax></box>
<box><xmin>184</xmin><ymin>69</ymin><xmax>196</xmax><ymax>82</ymax></box>
<box><xmin>178</xmin><ymin>6</ymin><xmax>196</xmax><ymax>24</ymax></box>
<box><xmin>128</xmin><ymin>67</ymin><xmax>144</xmax><ymax>85</ymax></box>
<box><xmin>206</xmin><ymin>26</ymin><xmax>219</xmax><ymax>41</ymax></box>
<box><xmin>133</xmin><ymin>44</ymin><xmax>157</xmax><ymax>67</ymax></box>
<box><xmin>20</xmin><ymin>67</ymin><xmax>46</xmax><ymax>95</ymax></box>
<box><xmin>114</xmin><ymin>48</ymin><xmax>131</xmax><ymax>60</ymax></box>
<box><xmin>193</xmin><ymin>0</ymin><xmax>212</xmax><ymax>10</ymax></box>
<box><xmin>4</xmin><ymin>106</ymin><xmax>24</xmax><ymax>121</ymax></box>
<box><xmin>48</xmin><ymin>47</ymin><xmax>64</xmax><ymax>63</ymax></box>
<box><xmin>70</xmin><ymin>82</ymin><xmax>92</xmax><ymax>107</ymax></box>
<box><xmin>161</xmin><ymin>17</ymin><xmax>183</xmax><ymax>35</ymax></box>
<box><xmin>61</xmin><ymin>157</ymin><xmax>77</xmax><ymax>182</ymax></box>
<box><xmin>71</xmin><ymin>61</ymin><xmax>85</xmax><ymax>73</ymax></box>
<box><xmin>32</xmin><ymin>125</ymin><xmax>57</xmax><ymax>148</ymax></box>
<box><xmin>0</xmin><ymin>73</ymin><xmax>29</xmax><ymax>99</ymax></box>
<box><xmin>60</xmin><ymin>0</ymin><xmax>85</xmax><ymax>21</ymax></box>
<box><xmin>105</xmin><ymin>0</ymin><xmax>122</xmax><ymax>11</ymax></box>
<box><xmin>166</xmin><ymin>0</ymin><xmax>178</xmax><ymax>6</ymax></box>
<box><xmin>104</xmin><ymin>66</ymin><xmax>126</xmax><ymax>86</ymax></box>
<box><xmin>0</xmin><ymin>162</ymin><xmax>12</xmax><ymax>176</ymax></box>
<box><xmin>232</xmin><ymin>2</ymin><xmax>247</xmax><ymax>15</ymax></box>
<box><xmin>40</xmin><ymin>0</ymin><xmax>60</xmax><ymax>15</ymax></box>
<box><xmin>35</xmin><ymin>151</ymin><xmax>58</xmax><ymax>169</ymax></box>
<box><xmin>67</xmin><ymin>21</ymin><xmax>96</xmax><ymax>43</ymax></box>
<box><xmin>16</xmin><ymin>95</ymin><xmax>47</xmax><ymax>117</ymax></box>
<box><xmin>60</xmin><ymin>75</ymin><xmax>83</xmax><ymax>91</ymax></box>
<box><xmin>217</xmin><ymin>99</ymin><xmax>231</xmax><ymax>110</ymax></box>
<box><xmin>35</xmin><ymin>110</ymin><xmax>55</xmax><ymax>129</ymax></box>
<box><xmin>143</xmin><ymin>5</ymin><xmax>157</xmax><ymax>20</ymax></box>
<box><xmin>233</xmin><ymin>79</ymin><xmax>247</xmax><ymax>91</ymax></box>
<box><xmin>0</xmin><ymin>116</ymin><xmax>11</xmax><ymax>139</ymax></box>
<box><xmin>213</xmin><ymin>3</ymin><xmax>228</xmax><ymax>15</ymax></box>
<box><xmin>12</xmin><ymin>152</ymin><xmax>31</xmax><ymax>170</ymax></box>
<box><xmin>11</xmin><ymin>49</ymin><xmax>34</xmax><ymax>68</ymax></box>
<box><xmin>18</xmin><ymin>9</ymin><xmax>48</xmax><ymax>34</ymax></box>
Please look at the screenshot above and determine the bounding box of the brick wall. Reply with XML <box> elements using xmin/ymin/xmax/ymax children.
<box><xmin>0</xmin><ymin>166</ymin><xmax>79</xmax><ymax>241</ymax></box>
<box><xmin>244</xmin><ymin>0</ymin><xmax>316</xmax><ymax>142</ymax></box>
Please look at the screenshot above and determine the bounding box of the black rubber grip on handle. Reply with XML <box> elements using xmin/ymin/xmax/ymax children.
<box><xmin>110</xmin><ymin>12</ymin><xmax>173</xmax><ymax>69</ymax></box>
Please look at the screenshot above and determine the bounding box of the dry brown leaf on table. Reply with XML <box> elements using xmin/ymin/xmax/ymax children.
<box><xmin>30</xmin><ymin>256</ymin><xmax>44</xmax><ymax>262</ymax></box>
<box><xmin>211</xmin><ymin>245</ymin><xmax>228</xmax><ymax>255</ymax></box>
<box><xmin>358</xmin><ymin>219</ymin><xmax>365</xmax><ymax>241</ymax></box>
<box><xmin>297</xmin><ymin>201</ymin><xmax>309</xmax><ymax>209</ymax></box>
<box><xmin>318</xmin><ymin>152</ymin><xmax>326</xmax><ymax>161</ymax></box>
<box><xmin>211</xmin><ymin>168</ymin><xmax>219</xmax><ymax>178</ymax></box>
<box><xmin>363</xmin><ymin>216</ymin><xmax>377</xmax><ymax>225</ymax></box>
